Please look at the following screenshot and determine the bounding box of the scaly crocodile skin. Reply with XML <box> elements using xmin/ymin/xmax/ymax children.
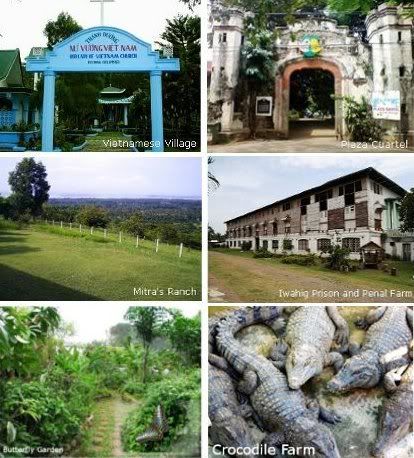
<box><xmin>215</xmin><ymin>306</ymin><xmax>341</xmax><ymax>458</ymax></box>
<box><xmin>363</xmin><ymin>307</ymin><xmax>412</xmax><ymax>359</ymax></box>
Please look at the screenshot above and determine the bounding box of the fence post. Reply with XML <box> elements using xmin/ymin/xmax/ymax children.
<box><xmin>156</xmin><ymin>239</ymin><xmax>159</xmax><ymax>253</ymax></box>
<box><xmin>60</xmin><ymin>221</ymin><xmax>63</xmax><ymax>229</ymax></box>
<box><xmin>104</xmin><ymin>229</ymin><xmax>107</xmax><ymax>238</ymax></box>
<box><xmin>52</xmin><ymin>220</ymin><xmax>55</xmax><ymax>226</ymax></box>
<box><xmin>179</xmin><ymin>243</ymin><xmax>183</xmax><ymax>258</ymax></box>
<box><xmin>119</xmin><ymin>232</ymin><xmax>122</xmax><ymax>243</ymax></box>
<box><xmin>70</xmin><ymin>222</ymin><xmax>72</xmax><ymax>230</ymax></box>
<box><xmin>136</xmin><ymin>235</ymin><xmax>139</xmax><ymax>248</ymax></box>
<box><xmin>90</xmin><ymin>227</ymin><xmax>93</xmax><ymax>235</ymax></box>
<box><xmin>80</xmin><ymin>224</ymin><xmax>82</xmax><ymax>233</ymax></box>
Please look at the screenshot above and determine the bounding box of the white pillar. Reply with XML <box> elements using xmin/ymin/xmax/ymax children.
<box><xmin>123</xmin><ymin>104</ymin><xmax>128</xmax><ymax>125</ymax></box>
<box><xmin>179</xmin><ymin>243</ymin><xmax>183</xmax><ymax>258</ymax></box>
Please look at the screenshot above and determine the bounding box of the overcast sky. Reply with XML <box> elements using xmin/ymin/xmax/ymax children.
<box><xmin>58</xmin><ymin>303</ymin><xmax>200</xmax><ymax>343</ymax></box>
<box><xmin>1</xmin><ymin>0</ymin><xmax>196</xmax><ymax>58</ymax></box>
<box><xmin>0</xmin><ymin>156</ymin><xmax>201</xmax><ymax>198</ymax></box>
<box><xmin>209</xmin><ymin>156</ymin><xmax>414</xmax><ymax>233</ymax></box>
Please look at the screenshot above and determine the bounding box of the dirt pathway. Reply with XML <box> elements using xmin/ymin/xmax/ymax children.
<box><xmin>112</xmin><ymin>396</ymin><xmax>139</xmax><ymax>457</ymax></box>
<box><xmin>209</xmin><ymin>251</ymin><xmax>413</xmax><ymax>303</ymax></box>
<box><xmin>76</xmin><ymin>395</ymin><xmax>139</xmax><ymax>457</ymax></box>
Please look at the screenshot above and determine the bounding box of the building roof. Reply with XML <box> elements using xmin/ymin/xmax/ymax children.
<box><xmin>360</xmin><ymin>241</ymin><xmax>384</xmax><ymax>251</ymax></box>
<box><xmin>0</xmin><ymin>49</ymin><xmax>25</xmax><ymax>88</ymax></box>
<box><xmin>98</xmin><ymin>95</ymin><xmax>134</xmax><ymax>105</ymax></box>
<box><xmin>225</xmin><ymin>167</ymin><xmax>407</xmax><ymax>224</ymax></box>
<box><xmin>100</xmin><ymin>86</ymin><xmax>126</xmax><ymax>94</ymax></box>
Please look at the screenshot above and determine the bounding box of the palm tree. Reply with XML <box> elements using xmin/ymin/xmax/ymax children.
<box><xmin>208</xmin><ymin>157</ymin><xmax>220</xmax><ymax>193</ymax></box>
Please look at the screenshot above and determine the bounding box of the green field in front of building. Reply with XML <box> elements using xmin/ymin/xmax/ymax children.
<box><xmin>209</xmin><ymin>248</ymin><xmax>414</xmax><ymax>303</ymax></box>
<box><xmin>0</xmin><ymin>224</ymin><xmax>201</xmax><ymax>301</ymax></box>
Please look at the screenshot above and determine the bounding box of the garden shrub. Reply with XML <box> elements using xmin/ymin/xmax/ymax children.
<box><xmin>121</xmin><ymin>369</ymin><xmax>201</xmax><ymax>453</ymax></box>
<box><xmin>253</xmin><ymin>247</ymin><xmax>273</xmax><ymax>258</ymax></box>
<box><xmin>343</xmin><ymin>96</ymin><xmax>384</xmax><ymax>142</ymax></box>
<box><xmin>1</xmin><ymin>381</ymin><xmax>81</xmax><ymax>450</ymax></box>
<box><xmin>325</xmin><ymin>244</ymin><xmax>351</xmax><ymax>271</ymax></box>
<box><xmin>241</xmin><ymin>241</ymin><xmax>252</xmax><ymax>251</ymax></box>
<box><xmin>280</xmin><ymin>254</ymin><xmax>317</xmax><ymax>266</ymax></box>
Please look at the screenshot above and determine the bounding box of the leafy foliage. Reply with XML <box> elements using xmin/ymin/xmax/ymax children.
<box><xmin>8</xmin><ymin>158</ymin><xmax>50</xmax><ymax>221</ymax></box>
<box><xmin>325</xmin><ymin>244</ymin><xmax>351</xmax><ymax>270</ymax></box>
<box><xmin>122</xmin><ymin>369</ymin><xmax>200</xmax><ymax>453</ymax></box>
<box><xmin>399</xmin><ymin>188</ymin><xmax>414</xmax><ymax>232</ymax></box>
<box><xmin>162</xmin><ymin>313</ymin><xmax>201</xmax><ymax>365</ymax></box>
<box><xmin>76</xmin><ymin>206</ymin><xmax>110</xmax><ymax>228</ymax></box>
<box><xmin>0</xmin><ymin>307</ymin><xmax>201</xmax><ymax>455</ymax></box>
<box><xmin>342</xmin><ymin>96</ymin><xmax>384</xmax><ymax>142</ymax></box>
<box><xmin>253</xmin><ymin>247</ymin><xmax>273</xmax><ymax>258</ymax></box>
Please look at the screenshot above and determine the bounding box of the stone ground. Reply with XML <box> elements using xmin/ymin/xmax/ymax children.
<box><xmin>209</xmin><ymin>123</ymin><xmax>414</xmax><ymax>153</ymax></box>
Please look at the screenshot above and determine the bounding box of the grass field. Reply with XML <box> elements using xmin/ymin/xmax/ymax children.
<box><xmin>0</xmin><ymin>222</ymin><xmax>201</xmax><ymax>301</ymax></box>
<box><xmin>209</xmin><ymin>248</ymin><xmax>414</xmax><ymax>303</ymax></box>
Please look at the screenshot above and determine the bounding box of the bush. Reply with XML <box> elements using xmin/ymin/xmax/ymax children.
<box><xmin>122</xmin><ymin>369</ymin><xmax>200</xmax><ymax>453</ymax></box>
<box><xmin>1</xmin><ymin>381</ymin><xmax>82</xmax><ymax>450</ymax></box>
<box><xmin>281</xmin><ymin>254</ymin><xmax>318</xmax><ymax>266</ymax></box>
<box><xmin>343</xmin><ymin>96</ymin><xmax>384</xmax><ymax>142</ymax></box>
<box><xmin>325</xmin><ymin>244</ymin><xmax>351</xmax><ymax>271</ymax></box>
<box><xmin>253</xmin><ymin>247</ymin><xmax>273</xmax><ymax>258</ymax></box>
<box><xmin>241</xmin><ymin>241</ymin><xmax>252</xmax><ymax>251</ymax></box>
<box><xmin>283</xmin><ymin>239</ymin><xmax>293</xmax><ymax>250</ymax></box>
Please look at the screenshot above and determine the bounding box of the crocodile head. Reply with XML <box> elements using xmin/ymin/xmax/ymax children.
<box><xmin>291</xmin><ymin>416</ymin><xmax>341</xmax><ymax>458</ymax></box>
<box><xmin>209</xmin><ymin>409</ymin><xmax>256</xmax><ymax>457</ymax></box>
<box><xmin>286</xmin><ymin>345</ymin><xmax>323</xmax><ymax>389</ymax></box>
<box><xmin>327</xmin><ymin>350</ymin><xmax>381</xmax><ymax>392</ymax></box>
<box><xmin>372</xmin><ymin>409</ymin><xmax>411</xmax><ymax>457</ymax></box>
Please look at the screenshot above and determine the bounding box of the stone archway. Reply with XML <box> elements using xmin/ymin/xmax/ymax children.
<box><xmin>274</xmin><ymin>58</ymin><xmax>343</xmax><ymax>139</ymax></box>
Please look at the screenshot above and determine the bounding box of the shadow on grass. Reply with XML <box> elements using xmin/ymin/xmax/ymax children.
<box><xmin>0</xmin><ymin>264</ymin><xmax>100</xmax><ymax>301</ymax></box>
<box><xmin>0</xmin><ymin>236</ymin><xmax>38</xmax><ymax>247</ymax></box>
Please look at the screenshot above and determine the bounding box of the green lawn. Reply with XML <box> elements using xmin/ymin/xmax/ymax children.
<box><xmin>0</xmin><ymin>225</ymin><xmax>201</xmax><ymax>301</ymax></box>
<box><xmin>83</xmin><ymin>132</ymin><xmax>134</xmax><ymax>152</ymax></box>
<box><xmin>209</xmin><ymin>248</ymin><xmax>414</xmax><ymax>303</ymax></box>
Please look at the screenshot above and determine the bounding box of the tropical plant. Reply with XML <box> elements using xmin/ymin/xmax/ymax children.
<box><xmin>342</xmin><ymin>96</ymin><xmax>384</xmax><ymax>142</ymax></box>
<box><xmin>125</xmin><ymin>307</ymin><xmax>170</xmax><ymax>383</ymax></box>
<box><xmin>399</xmin><ymin>188</ymin><xmax>414</xmax><ymax>232</ymax></box>
<box><xmin>325</xmin><ymin>244</ymin><xmax>351</xmax><ymax>270</ymax></box>
<box><xmin>8</xmin><ymin>158</ymin><xmax>50</xmax><ymax>220</ymax></box>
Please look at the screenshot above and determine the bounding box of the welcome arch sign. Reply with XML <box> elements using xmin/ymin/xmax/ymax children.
<box><xmin>26</xmin><ymin>26</ymin><xmax>180</xmax><ymax>152</ymax></box>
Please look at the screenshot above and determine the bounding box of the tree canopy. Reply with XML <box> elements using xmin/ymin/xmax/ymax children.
<box><xmin>400</xmin><ymin>188</ymin><xmax>414</xmax><ymax>232</ymax></box>
<box><xmin>44</xmin><ymin>12</ymin><xmax>82</xmax><ymax>49</ymax></box>
<box><xmin>8</xmin><ymin>158</ymin><xmax>50</xmax><ymax>220</ymax></box>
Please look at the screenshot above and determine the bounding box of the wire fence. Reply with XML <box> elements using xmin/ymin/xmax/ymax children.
<box><xmin>42</xmin><ymin>219</ymin><xmax>187</xmax><ymax>259</ymax></box>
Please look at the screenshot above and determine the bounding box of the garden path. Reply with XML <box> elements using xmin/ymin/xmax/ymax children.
<box><xmin>83</xmin><ymin>132</ymin><xmax>134</xmax><ymax>152</ymax></box>
<box><xmin>76</xmin><ymin>395</ymin><xmax>139</xmax><ymax>457</ymax></box>
<box><xmin>112</xmin><ymin>396</ymin><xmax>140</xmax><ymax>457</ymax></box>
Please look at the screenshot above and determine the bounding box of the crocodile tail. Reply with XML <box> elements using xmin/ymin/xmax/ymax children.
<box><xmin>216</xmin><ymin>306</ymin><xmax>283</xmax><ymax>373</ymax></box>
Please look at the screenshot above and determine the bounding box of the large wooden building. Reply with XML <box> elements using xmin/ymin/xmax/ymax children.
<box><xmin>225</xmin><ymin>167</ymin><xmax>413</xmax><ymax>261</ymax></box>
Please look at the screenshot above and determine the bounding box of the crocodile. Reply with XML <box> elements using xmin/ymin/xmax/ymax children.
<box><xmin>209</xmin><ymin>362</ymin><xmax>257</xmax><ymax>457</ymax></box>
<box><xmin>271</xmin><ymin>306</ymin><xmax>349</xmax><ymax>389</ymax></box>
<box><xmin>216</xmin><ymin>306</ymin><xmax>342</xmax><ymax>458</ymax></box>
<box><xmin>208</xmin><ymin>315</ymin><xmax>257</xmax><ymax>456</ymax></box>
<box><xmin>372</xmin><ymin>360</ymin><xmax>413</xmax><ymax>457</ymax></box>
<box><xmin>327</xmin><ymin>306</ymin><xmax>413</xmax><ymax>393</ymax></box>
